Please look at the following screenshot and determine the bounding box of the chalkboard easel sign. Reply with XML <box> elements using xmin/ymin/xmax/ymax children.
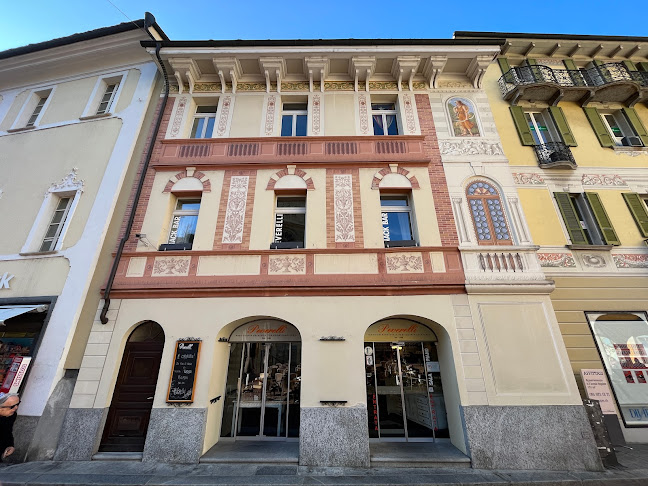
<box><xmin>167</xmin><ymin>340</ymin><xmax>201</xmax><ymax>403</ymax></box>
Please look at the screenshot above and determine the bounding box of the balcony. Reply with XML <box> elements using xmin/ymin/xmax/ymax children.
<box><xmin>155</xmin><ymin>136</ymin><xmax>426</xmax><ymax>168</ymax></box>
<box><xmin>499</xmin><ymin>63</ymin><xmax>648</xmax><ymax>106</ymax></box>
<box><xmin>532</xmin><ymin>142</ymin><xmax>577</xmax><ymax>169</ymax></box>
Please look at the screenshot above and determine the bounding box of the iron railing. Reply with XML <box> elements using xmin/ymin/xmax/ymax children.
<box><xmin>532</xmin><ymin>142</ymin><xmax>577</xmax><ymax>169</ymax></box>
<box><xmin>499</xmin><ymin>62</ymin><xmax>648</xmax><ymax>97</ymax></box>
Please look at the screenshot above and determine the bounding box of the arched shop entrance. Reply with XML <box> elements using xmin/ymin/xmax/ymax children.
<box><xmin>365</xmin><ymin>319</ymin><xmax>448</xmax><ymax>441</ymax></box>
<box><xmin>220</xmin><ymin>320</ymin><xmax>301</xmax><ymax>440</ymax></box>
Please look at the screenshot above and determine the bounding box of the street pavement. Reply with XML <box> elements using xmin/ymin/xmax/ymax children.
<box><xmin>1</xmin><ymin>445</ymin><xmax>647</xmax><ymax>486</ymax></box>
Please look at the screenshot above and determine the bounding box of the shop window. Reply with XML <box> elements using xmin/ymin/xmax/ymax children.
<box><xmin>280</xmin><ymin>102</ymin><xmax>307</xmax><ymax>137</ymax></box>
<box><xmin>466</xmin><ymin>181</ymin><xmax>512</xmax><ymax>245</ymax></box>
<box><xmin>586</xmin><ymin>312</ymin><xmax>648</xmax><ymax>427</ymax></box>
<box><xmin>584</xmin><ymin>107</ymin><xmax>648</xmax><ymax>148</ymax></box>
<box><xmin>160</xmin><ymin>198</ymin><xmax>201</xmax><ymax>251</ymax></box>
<box><xmin>39</xmin><ymin>197</ymin><xmax>73</xmax><ymax>252</ymax></box>
<box><xmin>554</xmin><ymin>192</ymin><xmax>619</xmax><ymax>246</ymax></box>
<box><xmin>270</xmin><ymin>196</ymin><xmax>306</xmax><ymax>249</ymax></box>
<box><xmin>190</xmin><ymin>105</ymin><xmax>218</xmax><ymax>139</ymax></box>
<box><xmin>622</xmin><ymin>193</ymin><xmax>648</xmax><ymax>238</ymax></box>
<box><xmin>380</xmin><ymin>194</ymin><xmax>417</xmax><ymax>248</ymax></box>
<box><xmin>372</xmin><ymin>103</ymin><xmax>399</xmax><ymax>136</ymax></box>
<box><xmin>447</xmin><ymin>97</ymin><xmax>480</xmax><ymax>137</ymax></box>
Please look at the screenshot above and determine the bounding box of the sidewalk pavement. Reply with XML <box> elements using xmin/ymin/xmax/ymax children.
<box><xmin>1</xmin><ymin>445</ymin><xmax>647</xmax><ymax>486</ymax></box>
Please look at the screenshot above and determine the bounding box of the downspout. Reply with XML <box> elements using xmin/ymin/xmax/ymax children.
<box><xmin>100</xmin><ymin>40</ymin><xmax>169</xmax><ymax>324</ymax></box>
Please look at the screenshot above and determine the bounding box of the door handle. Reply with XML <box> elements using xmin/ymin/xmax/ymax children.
<box><xmin>395</xmin><ymin>375</ymin><xmax>401</xmax><ymax>386</ymax></box>
<box><xmin>146</xmin><ymin>397</ymin><xmax>154</xmax><ymax>400</ymax></box>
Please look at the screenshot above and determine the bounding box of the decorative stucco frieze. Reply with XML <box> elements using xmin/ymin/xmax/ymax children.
<box><xmin>580</xmin><ymin>254</ymin><xmax>607</xmax><ymax>268</ymax></box>
<box><xmin>333</xmin><ymin>174</ymin><xmax>355</xmax><ymax>243</ymax></box>
<box><xmin>581</xmin><ymin>174</ymin><xmax>626</xmax><ymax>186</ymax></box>
<box><xmin>48</xmin><ymin>167</ymin><xmax>84</xmax><ymax>195</ymax></box>
<box><xmin>402</xmin><ymin>93</ymin><xmax>417</xmax><ymax>134</ymax></box>
<box><xmin>311</xmin><ymin>94</ymin><xmax>321</xmax><ymax>136</ymax></box>
<box><xmin>152</xmin><ymin>256</ymin><xmax>191</xmax><ymax>277</ymax></box>
<box><xmin>264</xmin><ymin>95</ymin><xmax>276</xmax><ymax>136</ymax></box>
<box><xmin>613</xmin><ymin>254</ymin><xmax>648</xmax><ymax>268</ymax></box>
<box><xmin>512</xmin><ymin>173</ymin><xmax>545</xmax><ymax>185</ymax></box>
<box><xmin>385</xmin><ymin>253</ymin><xmax>424</xmax><ymax>273</ymax></box>
<box><xmin>439</xmin><ymin>139</ymin><xmax>504</xmax><ymax>156</ymax></box>
<box><xmin>170</xmin><ymin>96</ymin><xmax>188</xmax><ymax>138</ymax></box>
<box><xmin>358</xmin><ymin>94</ymin><xmax>369</xmax><ymax>135</ymax></box>
<box><xmin>537</xmin><ymin>253</ymin><xmax>576</xmax><ymax>268</ymax></box>
<box><xmin>222</xmin><ymin>176</ymin><xmax>249</xmax><ymax>244</ymax></box>
<box><xmin>268</xmin><ymin>255</ymin><xmax>306</xmax><ymax>274</ymax></box>
<box><xmin>216</xmin><ymin>95</ymin><xmax>232</xmax><ymax>136</ymax></box>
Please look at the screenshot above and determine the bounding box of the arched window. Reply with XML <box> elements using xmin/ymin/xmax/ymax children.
<box><xmin>467</xmin><ymin>181</ymin><xmax>512</xmax><ymax>245</ymax></box>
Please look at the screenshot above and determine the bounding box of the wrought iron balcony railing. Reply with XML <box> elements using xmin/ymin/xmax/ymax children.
<box><xmin>499</xmin><ymin>63</ymin><xmax>648</xmax><ymax>102</ymax></box>
<box><xmin>532</xmin><ymin>142</ymin><xmax>577</xmax><ymax>169</ymax></box>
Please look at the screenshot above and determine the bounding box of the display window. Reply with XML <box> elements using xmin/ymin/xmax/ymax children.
<box><xmin>0</xmin><ymin>310</ymin><xmax>47</xmax><ymax>392</ymax></box>
<box><xmin>587</xmin><ymin>311</ymin><xmax>648</xmax><ymax>427</ymax></box>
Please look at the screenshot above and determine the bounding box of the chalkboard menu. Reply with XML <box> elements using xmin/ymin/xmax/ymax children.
<box><xmin>166</xmin><ymin>340</ymin><xmax>201</xmax><ymax>403</ymax></box>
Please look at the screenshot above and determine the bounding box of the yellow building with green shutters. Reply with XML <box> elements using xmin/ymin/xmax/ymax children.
<box><xmin>456</xmin><ymin>31</ymin><xmax>648</xmax><ymax>443</ymax></box>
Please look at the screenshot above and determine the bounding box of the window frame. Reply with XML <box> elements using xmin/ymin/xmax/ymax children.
<box><xmin>81</xmin><ymin>72</ymin><xmax>126</xmax><ymax>119</ymax></box>
<box><xmin>600</xmin><ymin>111</ymin><xmax>639</xmax><ymax>146</ymax></box>
<box><xmin>466</xmin><ymin>181</ymin><xmax>513</xmax><ymax>246</ymax></box>
<box><xmin>271</xmin><ymin>195</ymin><xmax>307</xmax><ymax>249</ymax></box>
<box><xmin>162</xmin><ymin>198</ymin><xmax>202</xmax><ymax>250</ymax></box>
<box><xmin>39</xmin><ymin>196</ymin><xmax>74</xmax><ymax>252</ymax></box>
<box><xmin>380</xmin><ymin>193</ymin><xmax>417</xmax><ymax>248</ymax></box>
<box><xmin>525</xmin><ymin>111</ymin><xmax>559</xmax><ymax>145</ymax></box>
<box><xmin>569</xmin><ymin>193</ymin><xmax>605</xmax><ymax>245</ymax></box>
<box><xmin>280</xmin><ymin>102</ymin><xmax>308</xmax><ymax>137</ymax></box>
<box><xmin>371</xmin><ymin>102</ymin><xmax>400</xmax><ymax>136</ymax></box>
<box><xmin>190</xmin><ymin>104</ymin><xmax>219</xmax><ymax>139</ymax></box>
<box><xmin>11</xmin><ymin>86</ymin><xmax>55</xmax><ymax>130</ymax></box>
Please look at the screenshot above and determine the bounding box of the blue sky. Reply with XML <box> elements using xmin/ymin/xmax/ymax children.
<box><xmin>2</xmin><ymin>0</ymin><xmax>648</xmax><ymax>52</ymax></box>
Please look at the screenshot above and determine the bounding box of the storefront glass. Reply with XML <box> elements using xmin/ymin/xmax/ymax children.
<box><xmin>587</xmin><ymin>312</ymin><xmax>648</xmax><ymax>426</ymax></box>
<box><xmin>0</xmin><ymin>312</ymin><xmax>46</xmax><ymax>392</ymax></box>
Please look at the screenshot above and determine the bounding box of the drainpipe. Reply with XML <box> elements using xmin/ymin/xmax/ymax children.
<box><xmin>100</xmin><ymin>20</ymin><xmax>170</xmax><ymax>324</ymax></box>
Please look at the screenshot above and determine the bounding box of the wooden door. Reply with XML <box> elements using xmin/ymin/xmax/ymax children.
<box><xmin>100</xmin><ymin>326</ymin><xmax>164</xmax><ymax>452</ymax></box>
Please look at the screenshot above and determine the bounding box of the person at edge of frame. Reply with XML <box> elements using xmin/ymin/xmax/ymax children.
<box><xmin>0</xmin><ymin>392</ymin><xmax>20</xmax><ymax>462</ymax></box>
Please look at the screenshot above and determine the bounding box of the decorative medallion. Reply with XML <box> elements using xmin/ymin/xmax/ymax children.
<box><xmin>512</xmin><ymin>173</ymin><xmax>545</xmax><ymax>185</ymax></box>
<box><xmin>439</xmin><ymin>139</ymin><xmax>504</xmax><ymax>156</ymax></box>
<box><xmin>613</xmin><ymin>254</ymin><xmax>648</xmax><ymax>268</ymax></box>
<box><xmin>537</xmin><ymin>253</ymin><xmax>576</xmax><ymax>268</ymax></box>
<box><xmin>581</xmin><ymin>174</ymin><xmax>627</xmax><ymax>186</ymax></box>
<box><xmin>581</xmin><ymin>254</ymin><xmax>606</xmax><ymax>268</ymax></box>
<box><xmin>358</xmin><ymin>94</ymin><xmax>369</xmax><ymax>135</ymax></box>
<box><xmin>222</xmin><ymin>176</ymin><xmax>249</xmax><ymax>244</ymax></box>
<box><xmin>312</xmin><ymin>94</ymin><xmax>321</xmax><ymax>136</ymax></box>
<box><xmin>264</xmin><ymin>95</ymin><xmax>276</xmax><ymax>136</ymax></box>
<box><xmin>216</xmin><ymin>95</ymin><xmax>232</xmax><ymax>136</ymax></box>
<box><xmin>333</xmin><ymin>174</ymin><xmax>355</xmax><ymax>242</ymax></box>
<box><xmin>385</xmin><ymin>253</ymin><xmax>424</xmax><ymax>273</ymax></box>
<box><xmin>402</xmin><ymin>93</ymin><xmax>416</xmax><ymax>134</ymax></box>
<box><xmin>152</xmin><ymin>256</ymin><xmax>191</xmax><ymax>276</ymax></box>
<box><xmin>170</xmin><ymin>96</ymin><xmax>188</xmax><ymax>138</ymax></box>
<box><xmin>268</xmin><ymin>255</ymin><xmax>306</xmax><ymax>274</ymax></box>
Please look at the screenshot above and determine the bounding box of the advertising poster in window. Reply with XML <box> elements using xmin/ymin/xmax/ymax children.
<box><xmin>587</xmin><ymin>312</ymin><xmax>648</xmax><ymax>426</ymax></box>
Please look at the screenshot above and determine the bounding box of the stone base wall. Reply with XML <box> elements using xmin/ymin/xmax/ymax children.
<box><xmin>299</xmin><ymin>405</ymin><xmax>370</xmax><ymax>467</ymax></box>
<box><xmin>53</xmin><ymin>408</ymin><xmax>105</xmax><ymax>461</ymax></box>
<box><xmin>462</xmin><ymin>405</ymin><xmax>603</xmax><ymax>471</ymax></box>
<box><xmin>142</xmin><ymin>408</ymin><xmax>206</xmax><ymax>463</ymax></box>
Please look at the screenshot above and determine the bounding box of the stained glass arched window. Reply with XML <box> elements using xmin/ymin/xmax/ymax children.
<box><xmin>467</xmin><ymin>181</ymin><xmax>512</xmax><ymax>245</ymax></box>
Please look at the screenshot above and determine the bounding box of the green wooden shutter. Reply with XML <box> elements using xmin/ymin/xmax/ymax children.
<box><xmin>585</xmin><ymin>192</ymin><xmax>620</xmax><ymax>245</ymax></box>
<box><xmin>497</xmin><ymin>58</ymin><xmax>511</xmax><ymax>75</ymax></box>
<box><xmin>623</xmin><ymin>60</ymin><xmax>637</xmax><ymax>71</ymax></box>
<box><xmin>623</xmin><ymin>193</ymin><xmax>648</xmax><ymax>237</ymax></box>
<box><xmin>638</xmin><ymin>62</ymin><xmax>648</xmax><ymax>72</ymax></box>
<box><xmin>593</xmin><ymin>60</ymin><xmax>604</xmax><ymax>67</ymax></box>
<box><xmin>563</xmin><ymin>59</ymin><xmax>578</xmax><ymax>70</ymax></box>
<box><xmin>621</xmin><ymin>107</ymin><xmax>648</xmax><ymax>146</ymax></box>
<box><xmin>525</xmin><ymin>59</ymin><xmax>537</xmax><ymax>66</ymax></box>
<box><xmin>548</xmin><ymin>106</ymin><xmax>577</xmax><ymax>146</ymax></box>
<box><xmin>554</xmin><ymin>193</ymin><xmax>588</xmax><ymax>245</ymax></box>
<box><xmin>583</xmin><ymin>107</ymin><xmax>615</xmax><ymax>147</ymax></box>
<box><xmin>509</xmin><ymin>106</ymin><xmax>535</xmax><ymax>146</ymax></box>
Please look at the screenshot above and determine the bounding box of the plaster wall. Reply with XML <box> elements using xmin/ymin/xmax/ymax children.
<box><xmin>228</xmin><ymin>94</ymin><xmax>264</xmax><ymax>138</ymax></box>
<box><xmin>323</xmin><ymin>93</ymin><xmax>356</xmax><ymax>135</ymax></box>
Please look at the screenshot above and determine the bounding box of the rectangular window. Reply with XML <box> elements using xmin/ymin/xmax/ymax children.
<box><xmin>190</xmin><ymin>106</ymin><xmax>218</xmax><ymax>139</ymax></box>
<box><xmin>165</xmin><ymin>199</ymin><xmax>201</xmax><ymax>249</ymax></box>
<box><xmin>96</xmin><ymin>83</ymin><xmax>120</xmax><ymax>115</ymax></box>
<box><xmin>372</xmin><ymin>103</ymin><xmax>399</xmax><ymax>136</ymax></box>
<box><xmin>525</xmin><ymin>111</ymin><xmax>557</xmax><ymax>145</ymax></box>
<box><xmin>39</xmin><ymin>197</ymin><xmax>73</xmax><ymax>252</ymax></box>
<box><xmin>26</xmin><ymin>95</ymin><xmax>48</xmax><ymax>128</ymax></box>
<box><xmin>380</xmin><ymin>194</ymin><xmax>416</xmax><ymax>247</ymax></box>
<box><xmin>271</xmin><ymin>197</ymin><xmax>306</xmax><ymax>249</ymax></box>
<box><xmin>554</xmin><ymin>192</ymin><xmax>620</xmax><ymax>246</ymax></box>
<box><xmin>586</xmin><ymin>312</ymin><xmax>648</xmax><ymax>427</ymax></box>
<box><xmin>280</xmin><ymin>103</ymin><xmax>307</xmax><ymax>137</ymax></box>
<box><xmin>601</xmin><ymin>112</ymin><xmax>641</xmax><ymax>146</ymax></box>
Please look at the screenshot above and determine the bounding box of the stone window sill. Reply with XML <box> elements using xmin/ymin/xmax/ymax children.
<box><xmin>7</xmin><ymin>126</ymin><xmax>36</xmax><ymax>133</ymax></box>
<box><xmin>79</xmin><ymin>113</ymin><xmax>112</xmax><ymax>121</ymax></box>
<box><xmin>612</xmin><ymin>146</ymin><xmax>648</xmax><ymax>155</ymax></box>
<box><xmin>567</xmin><ymin>244</ymin><xmax>614</xmax><ymax>251</ymax></box>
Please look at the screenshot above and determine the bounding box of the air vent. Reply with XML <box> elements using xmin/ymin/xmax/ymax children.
<box><xmin>179</xmin><ymin>144</ymin><xmax>210</xmax><ymax>158</ymax></box>
<box><xmin>277</xmin><ymin>142</ymin><xmax>307</xmax><ymax>156</ymax></box>
<box><xmin>375</xmin><ymin>140</ymin><xmax>406</xmax><ymax>154</ymax></box>
<box><xmin>228</xmin><ymin>143</ymin><xmax>259</xmax><ymax>156</ymax></box>
<box><xmin>326</xmin><ymin>141</ymin><xmax>358</xmax><ymax>155</ymax></box>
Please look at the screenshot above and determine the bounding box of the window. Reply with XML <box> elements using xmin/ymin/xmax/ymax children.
<box><xmin>623</xmin><ymin>193</ymin><xmax>648</xmax><ymax>238</ymax></box>
<box><xmin>510</xmin><ymin>106</ymin><xmax>576</xmax><ymax>147</ymax></box>
<box><xmin>190</xmin><ymin>106</ymin><xmax>218</xmax><ymax>139</ymax></box>
<box><xmin>601</xmin><ymin>112</ymin><xmax>641</xmax><ymax>146</ymax></box>
<box><xmin>39</xmin><ymin>197</ymin><xmax>73</xmax><ymax>252</ymax></box>
<box><xmin>584</xmin><ymin>107</ymin><xmax>648</xmax><ymax>148</ymax></box>
<box><xmin>554</xmin><ymin>192</ymin><xmax>619</xmax><ymax>246</ymax></box>
<box><xmin>525</xmin><ymin>111</ymin><xmax>558</xmax><ymax>145</ymax></box>
<box><xmin>372</xmin><ymin>103</ymin><xmax>399</xmax><ymax>136</ymax></box>
<box><xmin>271</xmin><ymin>197</ymin><xmax>306</xmax><ymax>249</ymax></box>
<box><xmin>586</xmin><ymin>312</ymin><xmax>648</xmax><ymax>427</ymax></box>
<box><xmin>281</xmin><ymin>103</ymin><xmax>307</xmax><ymax>137</ymax></box>
<box><xmin>96</xmin><ymin>82</ymin><xmax>120</xmax><ymax>115</ymax></box>
<box><xmin>467</xmin><ymin>181</ymin><xmax>512</xmax><ymax>245</ymax></box>
<box><xmin>26</xmin><ymin>95</ymin><xmax>48</xmax><ymax>128</ymax></box>
<box><xmin>380</xmin><ymin>195</ymin><xmax>416</xmax><ymax>247</ymax></box>
<box><xmin>162</xmin><ymin>199</ymin><xmax>201</xmax><ymax>250</ymax></box>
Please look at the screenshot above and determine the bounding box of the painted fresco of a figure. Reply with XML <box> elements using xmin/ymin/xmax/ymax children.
<box><xmin>448</xmin><ymin>98</ymin><xmax>480</xmax><ymax>137</ymax></box>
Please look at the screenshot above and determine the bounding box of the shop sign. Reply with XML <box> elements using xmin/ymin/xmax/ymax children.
<box><xmin>229</xmin><ymin>320</ymin><xmax>301</xmax><ymax>342</ymax></box>
<box><xmin>365</xmin><ymin>320</ymin><xmax>437</xmax><ymax>343</ymax></box>
<box><xmin>166</xmin><ymin>341</ymin><xmax>201</xmax><ymax>403</ymax></box>
<box><xmin>581</xmin><ymin>369</ymin><xmax>617</xmax><ymax>415</ymax></box>
<box><xmin>0</xmin><ymin>272</ymin><xmax>14</xmax><ymax>289</ymax></box>
<box><xmin>0</xmin><ymin>356</ymin><xmax>31</xmax><ymax>394</ymax></box>
<box><xmin>274</xmin><ymin>214</ymin><xmax>284</xmax><ymax>242</ymax></box>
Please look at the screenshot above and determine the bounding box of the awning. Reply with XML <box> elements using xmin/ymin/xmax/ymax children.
<box><xmin>0</xmin><ymin>305</ymin><xmax>48</xmax><ymax>326</ymax></box>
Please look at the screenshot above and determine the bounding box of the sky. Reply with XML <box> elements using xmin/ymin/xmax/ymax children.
<box><xmin>1</xmin><ymin>0</ymin><xmax>648</xmax><ymax>52</ymax></box>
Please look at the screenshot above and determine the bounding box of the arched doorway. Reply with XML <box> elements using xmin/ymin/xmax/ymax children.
<box><xmin>220</xmin><ymin>319</ymin><xmax>301</xmax><ymax>440</ymax></box>
<box><xmin>365</xmin><ymin>318</ymin><xmax>448</xmax><ymax>441</ymax></box>
<box><xmin>99</xmin><ymin>321</ymin><xmax>164</xmax><ymax>452</ymax></box>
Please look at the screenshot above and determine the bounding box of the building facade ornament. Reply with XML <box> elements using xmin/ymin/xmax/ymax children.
<box><xmin>333</xmin><ymin>174</ymin><xmax>356</xmax><ymax>243</ymax></box>
<box><xmin>613</xmin><ymin>254</ymin><xmax>648</xmax><ymax>268</ymax></box>
<box><xmin>47</xmin><ymin>168</ymin><xmax>84</xmax><ymax>195</ymax></box>
<box><xmin>581</xmin><ymin>174</ymin><xmax>626</xmax><ymax>186</ymax></box>
<box><xmin>537</xmin><ymin>252</ymin><xmax>576</xmax><ymax>268</ymax></box>
<box><xmin>222</xmin><ymin>176</ymin><xmax>249</xmax><ymax>244</ymax></box>
<box><xmin>439</xmin><ymin>139</ymin><xmax>504</xmax><ymax>156</ymax></box>
<box><xmin>512</xmin><ymin>173</ymin><xmax>545</xmax><ymax>185</ymax></box>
